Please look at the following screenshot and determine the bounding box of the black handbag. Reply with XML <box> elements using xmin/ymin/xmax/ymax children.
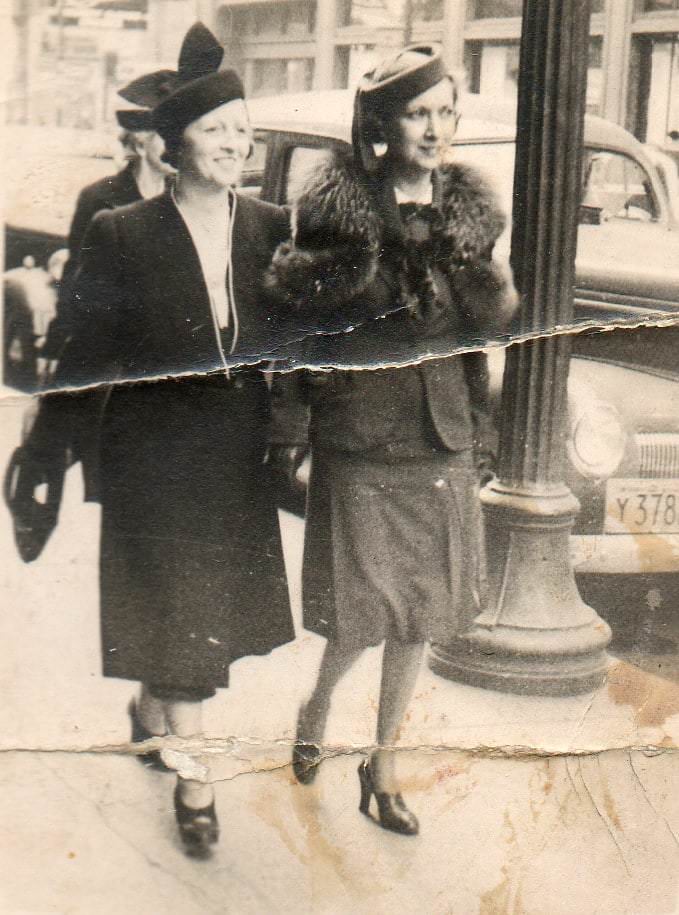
<box><xmin>3</xmin><ymin>444</ymin><xmax>66</xmax><ymax>563</ymax></box>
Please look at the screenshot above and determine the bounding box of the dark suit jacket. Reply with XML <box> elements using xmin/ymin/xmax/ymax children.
<box><xmin>269</xmin><ymin>333</ymin><xmax>494</xmax><ymax>458</ymax></box>
<box><xmin>42</xmin><ymin>163</ymin><xmax>141</xmax><ymax>360</ymax></box>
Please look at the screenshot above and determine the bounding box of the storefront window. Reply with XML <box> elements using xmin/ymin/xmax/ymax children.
<box><xmin>411</xmin><ymin>0</ymin><xmax>444</xmax><ymax>22</ymax></box>
<box><xmin>250</xmin><ymin>57</ymin><xmax>314</xmax><ymax>97</ymax></box>
<box><xmin>635</xmin><ymin>0</ymin><xmax>679</xmax><ymax>12</ymax></box>
<box><xmin>634</xmin><ymin>35</ymin><xmax>679</xmax><ymax>147</ymax></box>
<box><xmin>465</xmin><ymin>37</ymin><xmax>603</xmax><ymax>113</ymax></box>
<box><xmin>230</xmin><ymin>1</ymin><xmax>315</xmax><ymax>39</ymax></box>
<box><xmin>337</xmin><ymin>0</ymin><xmax>407</xmax><ymax>28</ymax></box>
<box><xmin>586</xmin><ymin>36</ymin><xmax>603</xmax><ymax>114</ymax></box>
<box><xmin>466</xmin><ymin>0</ymin><xmax>522</xmax><ymax>18</ymax></box>
<box><xmin>464</xmin><ymin>40</ymin><xmax>519</xmax><ymax>98</ymax></box>
<box><xmin>468</xmin><ymin>0</ymin><xmax>602</xmax><ymax>16</ymax></box>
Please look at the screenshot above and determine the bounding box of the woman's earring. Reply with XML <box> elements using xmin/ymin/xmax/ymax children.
<box><xmin>372</xmin><ymin>141</ymin><xmax>388</xmax><ymax>158</ymax></box>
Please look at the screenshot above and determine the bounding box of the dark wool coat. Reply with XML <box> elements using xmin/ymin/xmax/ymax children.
<box><xmin>32</xmin><ymin>190</ymin><xmax>295</xmax><ymax>692</ymax></box>
<box><xmin>42</xmin><ymin>162</ymin><xmax>143</xmax><ymax>361</ymax></box>
<box><xmin>266</xmin><ymin>154</ymin><xmax>516</xmax><ymax>644</ymax></box>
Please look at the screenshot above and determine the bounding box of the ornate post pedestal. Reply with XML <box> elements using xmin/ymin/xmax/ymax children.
<box><xmin>429</xmin><ymin>421</ymin><xmax>612</xmax><ymax>698</ymax></box>
<box><xmin>430</xmin><ymin>0</ymin><xmax>612</xmax><ymax>696</ymax></box>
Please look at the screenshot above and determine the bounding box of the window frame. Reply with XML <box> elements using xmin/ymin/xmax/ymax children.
<box><xmin>581</xmin><ymin>146</ymin><xmax>661</xmax><ymax>224</ymax></box>
<box><xmin>262</xmin><ymin>133</ymin><xmax>349</xmax><ymax>205</ymax></box>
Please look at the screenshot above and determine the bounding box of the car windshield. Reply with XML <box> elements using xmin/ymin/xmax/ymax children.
<box><xmin>451</xmin><ymin>140</ymin><xmax>660</xmax><ymax>244</ymax></box>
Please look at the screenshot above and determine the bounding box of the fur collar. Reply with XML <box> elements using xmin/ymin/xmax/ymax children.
<box><xmin>266</xmin><ymin>152</ymin><xmax>506</xmax><ymax>319</ymax></box>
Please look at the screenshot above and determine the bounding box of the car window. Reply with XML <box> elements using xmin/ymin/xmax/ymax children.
<box><xmin>581</xmin><ymin>149</ymin><xmax>658</xmax><ymax>223</ymax></box>
<box><xmin>451</xmin><ymin>140</ymin><xmax>661</xmax><ymax>261</ymax></box>
<box><xmin>240</xmin><ymin>130</ymin><xmax>270</xmax><ymax>197</ymax></box>
<box><xmin>285</xmin><ymin>145</ymin><xmax>334</xmax><ymax>204</ymax></box>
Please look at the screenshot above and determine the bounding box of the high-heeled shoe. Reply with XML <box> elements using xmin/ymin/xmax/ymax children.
<box><xmin>292</xmin><ymin>704</ymin><xmax>321</xmax><ymax>785</ymax></box>
<box><xmin>128</xmin><ymin>699</ymin><xmax>171</xmax><ymax>772</ymax></box>
<box><xmin>358</xmin><ymin>759</ymin><xmax>419</xmax><ymax>836</ymax></box>
<box><xmin>174</xmin><ymin>783</ymin><xmax>219</xmax><ymax>858</ymax></box>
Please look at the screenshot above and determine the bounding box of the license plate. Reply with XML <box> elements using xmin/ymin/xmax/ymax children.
<box><xmin>605</xmin><ymin>479</ymin><xmax>679</xmax><ymax>534</ymax></box>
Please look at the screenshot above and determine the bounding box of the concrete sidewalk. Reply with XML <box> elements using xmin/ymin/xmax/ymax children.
<box><xmin>1</xmin><ymin>741</ymin><xmax>678</xmax><ymax>913</ymax></box>
<box><xmin>3</xmin><ymin>392</ymin><xmax>679</xmax><ymax>913</ymax></box>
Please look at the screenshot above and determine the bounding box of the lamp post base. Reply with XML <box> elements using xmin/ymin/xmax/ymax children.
<box><xmin>429</xmin><ymin>483</ymin><xmax>612</xmax><ymax>697</ymax></box>
<box><xmin>429</xmin><ymin>628</ymin><xmax>611</xmax><ymax>697</ymax></box>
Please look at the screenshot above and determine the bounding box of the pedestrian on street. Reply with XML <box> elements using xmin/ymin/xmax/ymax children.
<box><xmin>267</xmin><ymin>44</ymin><xmax>517</xmax><ymax>836</ymax></box>
<box><xmin>40</xmin><ymin>72</ymin><xmax>176</xmax><ymax>372</ymax></box>
<box><xmin>26</xmin><ymin>22</ymin><xmax>295</xmax><ymax>858</ymax></box>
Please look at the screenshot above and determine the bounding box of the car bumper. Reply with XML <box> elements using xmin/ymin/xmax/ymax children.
<box><xmin>571</xmin><ymin>533</ymin><xmax>679</xmax><ymax>574</ymax></box>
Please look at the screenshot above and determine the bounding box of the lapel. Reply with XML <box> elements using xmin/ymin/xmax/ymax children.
<box><xmin>371</xmin><ymin>167</ymin><xmax>405</xmax><ymax>250</ymax></box>
<box><xmin>136</xmin><ymin>191</ymin><xmax>223</xmax><ymax>375</ymax></box>
<box><xmin>229</xmin><ymin>193</ymin><xmax>274</xmax><ymax>359</ymax></box>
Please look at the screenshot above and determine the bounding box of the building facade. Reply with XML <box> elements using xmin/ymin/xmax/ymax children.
<box><xmin>202</xmin><ymin>0</ymin><xmax>679</xmax><ymax>154</ymax></box>
<box><xmin>9</xmin><ymin>0</ymin><xmax>153</xmax><ymax>129</ymax></box>
<box><xmin>10</xmin><ymin>0</ymin><xmax>679</xmax><ymax>154</ymax></box>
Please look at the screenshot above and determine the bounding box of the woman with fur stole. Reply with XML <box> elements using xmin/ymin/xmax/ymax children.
<box><xmin>267</xmin><ymin>45</ymin><xmax>517</xmax><ymax>835</ymax></box>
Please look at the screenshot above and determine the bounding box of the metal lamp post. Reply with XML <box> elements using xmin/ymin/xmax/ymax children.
<box><xmin>430</xmin><ymin>0</ymin><xmax>612</xmax><ymax>696</ymax></box>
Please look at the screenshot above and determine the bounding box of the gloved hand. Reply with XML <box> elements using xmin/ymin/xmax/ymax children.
<box><xmin>265</xmin><ymin>444</ymin><xmax>308</xmax><ymax>485</ymax></box>
<box><xmin>452</xmin><ymin>261</ymin><xmax>504</xmax><ymax>298</ymax></box>
<box><xmin>476</xmin><ymin>451</ymin><xmax>496</xmax><ymax>488</ymax></box>
<box><xmin>21</xmin><ymin>399</ymin><xmax>40</xmax><ymax>443</ymax></box>
<box><xmin>453</xmin><ymin>259</ymin><xmax>518</xmax><ymax>334</ymax></box>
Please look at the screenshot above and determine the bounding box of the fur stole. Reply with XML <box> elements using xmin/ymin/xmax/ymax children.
<box><xmin>266</xmin><ymin>152</ymin><xmax>514</xmax><ymax>335</ymax></box>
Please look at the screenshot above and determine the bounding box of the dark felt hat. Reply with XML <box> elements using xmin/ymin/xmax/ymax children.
<box><xmin>115</xmin><ymin>68</ymin><xmax>177</xmax><ymax>131</ymax></box>
<box><xmin>352</xmin><ymin>44</ymin><xmax>448</xmax><ymax>173</ymax></box>
<box><xmin>152</xmin><ymin>22</ymin><xmax>245</xmax><ymax>148</ymax></box>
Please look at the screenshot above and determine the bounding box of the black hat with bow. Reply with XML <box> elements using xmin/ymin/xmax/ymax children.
<box><xmin>152</xmin><ymin>22</ymin><xmax>245</xmax><ymax>164</ymax></box>
<box><xmin>115</xmin><ymin>68</ymin><xmax>177</xmax><ymax>131</ymax></box>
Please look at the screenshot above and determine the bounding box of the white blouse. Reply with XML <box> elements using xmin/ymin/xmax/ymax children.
<box><xmin>171</xmin><ymin>189</ymin><xmax>236</xmax><ymax>339</ymax></box>
<box><xmin>394</xmin><ymin>181</ymin><xmax>434</xmax><ymax>206</ymax></box>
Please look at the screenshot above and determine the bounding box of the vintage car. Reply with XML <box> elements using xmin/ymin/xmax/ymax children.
<box><xmin>246</xmin><ymin>90</ymin><xmax>679</xmax><ymax>622</ymax></box>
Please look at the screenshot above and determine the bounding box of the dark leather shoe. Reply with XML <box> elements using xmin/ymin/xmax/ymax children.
<box><xmin>292</xmin><ymin>740</ymin><xmax>321</xmax><ymax>785</ymax></box>
<box><xmin>174</xmin><ymin>783</ymin><xmax>219</xmax><ymax>859</ymax></box>
<box><xmin>358</xmin><ymin>759</ymin><xmax>419</xmax><ymax>836</ymax></box>
<box><xmin>292</xmin><ymin>705</ymin><xmax>321</xmax><ymax>785</ymax></box>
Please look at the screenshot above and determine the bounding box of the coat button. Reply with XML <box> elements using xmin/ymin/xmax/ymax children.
<box><xmin>435</xmin><ymin>478</ymin><xmax>445</xmax><ymax>489</ymax></box>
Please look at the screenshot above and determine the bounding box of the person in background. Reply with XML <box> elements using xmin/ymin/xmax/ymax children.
<box><xmin>5</xmin><ymin>250</ymin><xmax>67</xmax><ymax>391</ymax></box>
<box><xmin>40</xmin><ymin>70</ymin><xmax>175</xmax><ymax>370</ymax></box>
<box><xmin>267</xmin><ymin>45</ymin><xmax>516</xmax><ymax>836</ymax></box>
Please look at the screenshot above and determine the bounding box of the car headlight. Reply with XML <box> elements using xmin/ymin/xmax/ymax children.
<box><xmin>567</xmin><ymin>402</ymin><xmax>626</xmax><ymax>480</ymax></box>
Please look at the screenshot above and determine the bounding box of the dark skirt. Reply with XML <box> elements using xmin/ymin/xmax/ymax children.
<box><xmin>97</xmin><ymin>372</ymin><xmax>294</xmax><ymax>693</ymax></box>
<box><xmin>302</xmin><ymin>448</ymin><xmax>487</xmax><ymax>648</ymax></box>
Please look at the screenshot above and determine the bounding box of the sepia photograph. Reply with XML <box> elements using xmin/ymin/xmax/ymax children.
<box><xmin>3</xmin><ymin>0</ymin><xmax>679</xmax><ymax>912</ymax></box>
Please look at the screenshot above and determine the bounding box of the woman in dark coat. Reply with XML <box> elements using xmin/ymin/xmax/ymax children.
<box><xmin>30</xmin><ymin>23</ymin><xmax>294</xmax><ymax>857</ymax></box>
<box><xmin>267</xmin><ymin>45</ymin><xmax>516</xmax><ymax>835</ymax></box>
